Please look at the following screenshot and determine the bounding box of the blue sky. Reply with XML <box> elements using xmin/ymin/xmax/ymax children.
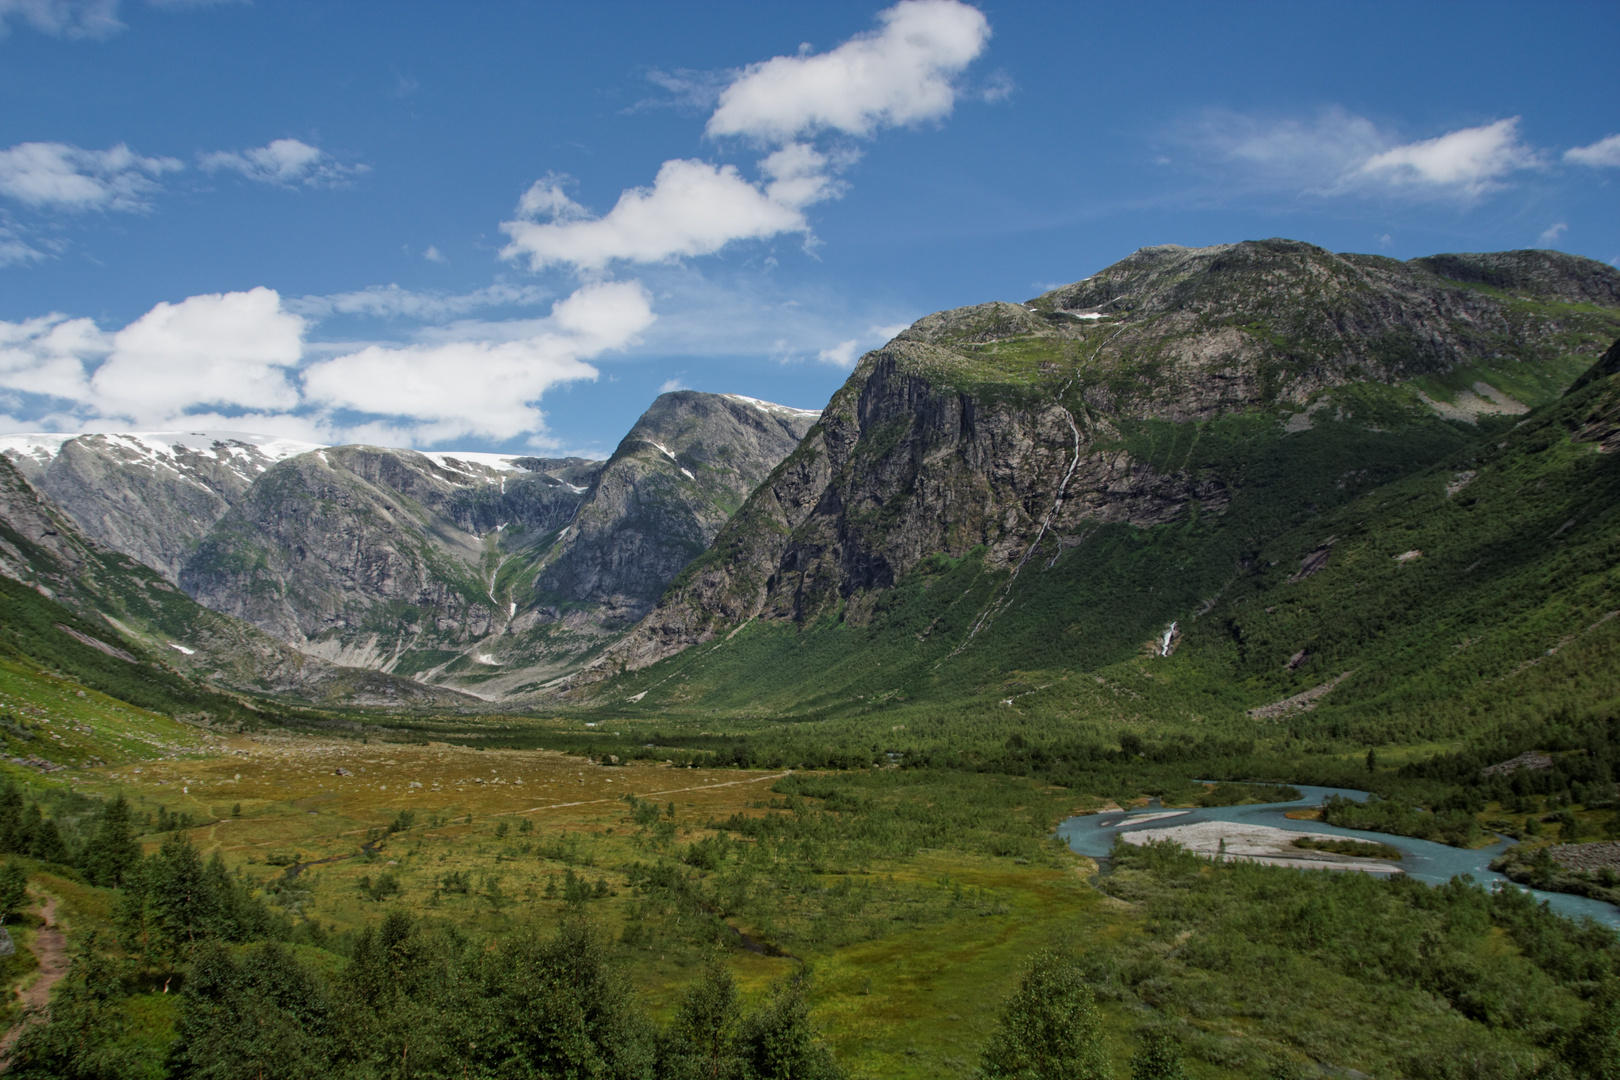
<box><xmin>1</xmin><ymin>0</ymin><xmax>1617</xmax><ymax>456</ymax></box>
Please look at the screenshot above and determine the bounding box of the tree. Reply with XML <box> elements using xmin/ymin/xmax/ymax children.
<box><xmin>0</xmin><ymin>857</ymin><xmax>28</xmax><ymax>919</ymax></box>
<box><xmin>735</xmin><ymin>974</ymin><xmax>845</xmax><ymax>1080</ymax></box>
<box><xmin>166</xmin><ymin>940</ymin><xmax>331</xmax><ymax>1080</ymax></box>
<box><xmin>662</xmin><ymin>957</ymin><xmax>743</xmax><ymax>1080</ymax></box>
<box><xmin>7</xmin><ymin>935</ymin><xmax>137</xmax><ymax>1080</ymax></box>
<box><xmin>1556</xmin><ymin>979</ymin><xmax>1620</xmax><ymax>1080</ymax></box>
<box><xmin>1130</xmin><ymin>1029</ymin><xmax>1188</xmax><ymax>1080</ymax></box>
<box><xmin>79</xmin><ymin>794</ymin><xmax>141</xmax><ymax>888</ymax></box>
<box><xmin>465</xmin><ymin>919</ymin><xmax>655</xmax><ymax>1079</ymax></box>
<box><xmin>980</xmin><ymin>950</ymin><xmax>1110</xmax><ymax>1080</ymax></box>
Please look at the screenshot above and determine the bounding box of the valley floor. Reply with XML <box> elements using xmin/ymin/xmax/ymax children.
<box><xmin>0</xmin><ymin>719</ymin><xmax>1610</xmax><ymax>1079</ymax></box>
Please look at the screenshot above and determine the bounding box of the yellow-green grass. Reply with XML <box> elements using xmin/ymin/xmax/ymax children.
<box><xmin>56</xmin><ymin>733</ymin><xmax>1226</xmax><ymax>1076</ymax></box>
<box><xmin>0</xmin><ymin>657</ymin><xmax>205</xmax><ymax>775</ymax></box>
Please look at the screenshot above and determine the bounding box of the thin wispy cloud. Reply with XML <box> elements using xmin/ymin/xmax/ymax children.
<box><xmin>0</xmin><ymin>142</ymin><xmax>182</xmax><ymax>211</ymax></box>
<box><xmin>1181</xmin><ymin>109</ymin><xmax>1544</xmax><ymax>202</ymax></box>
<box><xmin>199</xmin><ymin>138</ymin><xmax>368</xmax><ymax>188</ymax></box>
<box><xmin>287</xmin><ymin>282</ymin><xmax>551</xmax><ymax>322</ymax></box>
<box><xmin>0</xmin><ymin>0</ymin><xmax>240</xmax><ymax>41</ymax></box>
<box><xmin>0</xmin><ymin>137</ymin><xmax>362</xmax><ymax>217</ymax></box>
<box><xmin>1565</xmin><ymin>133</ymin><xmax>1620</xmax><ymax>168</ymax></box>
<box><xmin>0</xmin><ymin>0</ymin><xmax>121</xmax><ymax>39</ymax></box>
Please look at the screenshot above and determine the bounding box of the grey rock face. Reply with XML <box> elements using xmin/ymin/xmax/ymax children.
<box><xmin>180</xmin><ymin>446</ymin><xmax>594</xmax><ymax>659</ymax></box>
<box><xmin>0</xmin><ymin>454</ymin><xmax>470</xmax><ymax>708</ymax></box>
<box><xmin>535</xmin><ymin>392</ymin><xmax>818</xmax><ymax>626</ymax></box>
<box><xmin>0</xmin><ymin>432</ymin><xmax>322</xmax><ymax>583</ymax></box>
<box><xmin>579</xmin><ymin>241</ymin><xmax>1620</xmax><ymax>682</ymax></box>
<box><xmin>155</xmin><ymin>393</ymin><xmax>815</xmax><ymax>697</ymax></box>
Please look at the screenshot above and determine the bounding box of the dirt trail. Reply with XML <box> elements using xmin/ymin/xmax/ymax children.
<box><xmin>0</xmin><ymin>894</ymin><xmax>69</xmax><ymax>1056</ymax></box>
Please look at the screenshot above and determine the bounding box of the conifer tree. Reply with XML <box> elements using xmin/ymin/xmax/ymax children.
<box><xmin>0</xmin><ymin>857</ymin><xmax>28</xmax><ymax>919</ymax></box>
<box><xmin>79</xmin><ymin>794</ymin><xmax>141</xmax><ymax>888</ymax></box>
<box><xmin>6</xmin><ymin>935</ymin><xmax>136</xmax><ymax>1080</ymax></box>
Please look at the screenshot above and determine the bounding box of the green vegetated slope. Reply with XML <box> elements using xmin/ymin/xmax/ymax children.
<box><xmin>583</xmin><ymin>250</ymin><xmax>1620</xmax><ymax>741</ymax></box>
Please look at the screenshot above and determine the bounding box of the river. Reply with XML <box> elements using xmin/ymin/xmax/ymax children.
<box><xmin>1055</xmin><ymin>784</ymin><xmax>1620</xmax><ymax>929</ymax></box>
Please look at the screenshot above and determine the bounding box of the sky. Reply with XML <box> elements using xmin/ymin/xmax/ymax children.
<box><xmin>0</xmin><ymin>0</ymin><xmax>1617</xmax><ymax>457</ymax></box>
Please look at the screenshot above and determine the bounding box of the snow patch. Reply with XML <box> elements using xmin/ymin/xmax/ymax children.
<box><xmin>0</xmin><ymin>430</ymin><xmax>322</xmax><ymax>480</ymax></box>
<box><xmin>1060</xmin><ymin>310</ymin><xmax>1107</xmax><ymax>320</ymax></box>
<box><xmin>167</xmin><ymin>643</ymin><xmax>196</xmax><ymax>656</ymax></box>
<box><xmin>721</xmin><ymin>393</ymin><xmax>821</xmax><ymax>419</ymax></box>
<box><xmin>419</xmin><ymin>451</ymin><xmax>527</xmax><ymax>477</ymax></box>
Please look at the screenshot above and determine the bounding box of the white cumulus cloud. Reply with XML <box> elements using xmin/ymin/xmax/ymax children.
<box><xmin>1565</xmin><ymin>133</ymin><xmax>1620</xmax><ymax>168</ymax></box>
<box><xmin>501</xmin><ymin>158</ymin><xmax>814</xmax><ymax>272</ymax></box>
<box><xmin>504</xmin><ymin>2</ymin><xmax>987</xmax><ymax>279</ymax></box>
<box><xmin>301</xmin><ymin>280</ymin><xmax>652</xmax><ymax>444</ymax></box>
<box><xmin>1356</xmin><ymin>117</ymin><xmax>1539</xmax><ymax>196</ymax></box>
<box><xmin>706</xmin><ymin>0</ymin><xmax>990</xmax><ymax>143</ymax></box>
<box><xmin>816</xmin><ymin>339</ymin><xmax>859</xmax><ymax>367</ymax></box>
<box><xmin>199</xmin><ymin>138</ymin><xmax>366</xmax><ymax>188</ymax></box>
<box><xmin>1540</xmin><ymin>222</ymin><xmax>1568</xmax><ymax>244</ymax></box>
<box><xmin>0</xmin><ymin>141</ymin><xmax>182</xmax><ymax>211</ymax></box>
<box><xmin>90</xmin><ymin>287</ymin><xmax>306</xmax><ymax>425</ymax></box>
<box><xmin>0</xmin><ymin>313</ymin><xmax>107</xmax><ymax>405</ymax></box>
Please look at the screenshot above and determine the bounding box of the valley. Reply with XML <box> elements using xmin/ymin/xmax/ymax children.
<box><xmin>0</xmin><ymin>240</ymin><xmax>1618</xmax><ymax>1077</ymax></box>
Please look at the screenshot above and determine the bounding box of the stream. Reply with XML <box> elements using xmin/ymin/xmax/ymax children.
<box><xmin>1056</xmin><ymin>784</ymin><xmax>1620</xmax><ymax>929</ymax></box>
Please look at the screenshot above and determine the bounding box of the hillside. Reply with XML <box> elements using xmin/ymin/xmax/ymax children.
<box><xmin>0</xmin><ymin>454</ymin><xmax>470</xmax><ymax>709</ymax></box>
<box><xmin>568</xmin><ymin>241</ymin><xmax>1620</xmax><ymax>728</ymax></box>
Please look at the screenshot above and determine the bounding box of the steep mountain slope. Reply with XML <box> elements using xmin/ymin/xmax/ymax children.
<box><xmin>162</xmin><ymin>392</ymin><xmax>814</xmax><ymax>698</ymax></box>
<box><xmin>572</xmin><ymin>241</ymin><xmax>1620</xmax><ymax>708</ymax></box>
<box><xmin>0</xmin><ymin>454</ymin><xmax>468</xmax><ymax>708</ymax></box>
<box><xmin>0</xmin><ymin>431</ymin><xmax>322</xmax><ymax>583</ymax></box>
<box><xmin>533</xmin><ymin>392</ymin><xmax>820</xmax><ymax>626</ymax></box>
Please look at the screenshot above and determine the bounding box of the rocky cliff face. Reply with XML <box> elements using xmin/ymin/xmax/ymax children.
<box><xmin>0</xmin><ymin>432</ymin><xmax>322</xmax><ymax>583</ymax></box>
<box><xmin>580</xmin><ymin>240</ymin><xmax>1620</xmax><ymax>684</ymax></box>
<box><xmin>24</xmin><ymin>393</ymin><xmax>819</xmax><ymax>699</ymax></box>
<box><xmin>0</xmin><ymin>454</ymin><xmax>470</xmax><ymax>708</ymax></box>
<box><xmin>534</xmin><ymin>392</ymin><xmax>819</xmax><ymax>627</ymax></box>
<box><xmin>178</xmin><ymin>446</ymin><xmax>594</xmax><ymax>660</ymax></box>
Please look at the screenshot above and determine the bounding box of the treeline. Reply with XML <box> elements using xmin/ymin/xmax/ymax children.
<box><xmin>10</xmin><ymin>913</ymin><xmax>846</xmax><ymax>1080</ymax></box>
<box><xmin>1318</xmin><ymin>793</ymin><xmax>1484</xmax><ymax>847</ymax></box>
<box><xmin>1398</xmin><ymin>714</ymin><xmax>1620</xmax><ymax>810</ymax></box>
<box><xmin>0</xmin><ymin>781</ymin><xmax>144</xmax><ymax>889</ymax></box>
<box><xmin>1097</xmin><ymin>836</ymin><xmax>1620</xmax><ymax>1078</ymax></box>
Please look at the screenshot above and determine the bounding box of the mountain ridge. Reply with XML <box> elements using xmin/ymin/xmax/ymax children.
<box><xmin>568</xmin><ymin>240</ymin><xmax>1620</xmax><ymax>694</ymax></box>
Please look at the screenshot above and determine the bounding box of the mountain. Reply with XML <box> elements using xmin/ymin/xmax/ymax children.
<box><xmin>571</xmin><ymin>241</ymin><xmax>1620</xmax><ymax>717</ymax></box>
<box><xmin>4</xmin><ymin>392</ymin><xmax>817</xmax><ymax>701</ymax></box>
<box><xmin>533</xmin><ymin>392</ymin><xmax>821</xmax><ymax>626</ymax></box>
<box><xmin>0</xmin><ymin>431</ymin><xmax>323</xmax><ymax>584</ymax></box>
<box><xmin>0</xmin><ymin>453</ymin><xmax>470</xmax><ymax>708</ymax></box>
